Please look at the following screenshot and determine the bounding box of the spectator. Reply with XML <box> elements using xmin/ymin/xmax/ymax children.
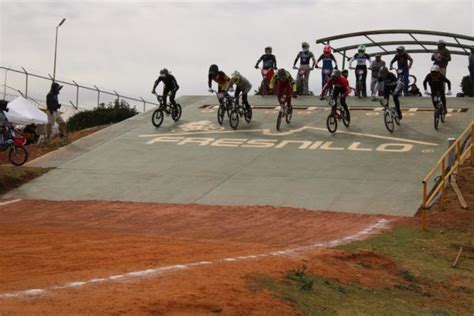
<box><xmin>46</xmin><ymin>82</ymin><xmax>66</xmax><ymax>140</ymax></box>
<box><xmin>0</xmin><ymin>100</ymin><xmax>12</xmax><ymax>145</ymax></box>
<box><xmin>432</xmin><ymin>40</ymin><xmax>451</xmax><ymax>76</ymax></box>
<box><xmin>370</xmin><ymin>54</ymin><xmax>386</xmax><ymax>100</ymax></box>
<box><xmin>389</xmin><ymin>46</ymin><xmax>413</xmax><ymax>96</ymax></box>
<box><xmin>23</xmin><ymin>123</ymin><xmax>39</xmax><ymax>145</ymax></box>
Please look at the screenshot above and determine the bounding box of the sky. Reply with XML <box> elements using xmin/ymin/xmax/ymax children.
<box><xmin>0</xmin><ymin>0</ymin><xmax>473</xmax><ymax>109</ymax></box>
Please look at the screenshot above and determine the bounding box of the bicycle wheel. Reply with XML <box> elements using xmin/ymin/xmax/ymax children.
<box><xmin>384</xmin><ymin>111</ymin><xmax>394</xmax><ymax>133</ymax></box>
<box><xmin>285</xmin><ymin>105</ymin><xmax>293</xmax><ymax>124</ymax></box>
<box><xmin>244</xmin><ymin>107</ymin><xmax>252</xmax><ymax>123</ymax></box>
<box><xmin>9</xmin><ymin>146</ymin><xmax>28</xmax><ymax>166</ymax></box>
<box><xmin>342</xmin><ymin>107</ymin><xmax>351</xmax><ymax>127</ymax></box>
<box><xmin>229</xmin><ymin>110</ymin><xmax>239</xmax><ymax>130</ymax></box>
<box><xmin>434</xmin><ymin>109</ymin><xmax>440</xmax><ymax>130</ymax></box>
<box><xmin>276</xmin><ymin>111</ymin><xmax>283</xmax><ymax>131</ymax></box>
<box><xmin>217</xmin><ymin>106</ymin><xmax>225</xmax><ymax>125</ymax></box>
<box><xmin>440</xmin><ymin>104</ymin><xmax>446</xmax><ymax>123</ymax></box>
<box><xmin>151</xmin><ymin>109</ymin><xmax>164</xmax><ymax>127</ymax></box>
<box><xmin>171</xmin><ymin>104</ymin><xmax>182</xmax><ymax>121</ymax></box>
<box><xmin>326</xmin><ymin>114</ymin><xmax>337</xmax><ymax>133</ymax></box>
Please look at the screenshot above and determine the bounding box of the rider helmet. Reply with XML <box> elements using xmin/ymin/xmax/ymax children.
<box><xmin>375</xmin><ymin>54</ymin><xmax>382</xmax><ymax>60</ymax></box>
<box><xmin>438</xmin><ymin>39</ymin><xmax>446</xmax><ymax>47</ymax></box>
<box><xmin>357</xmin><ymin>44</ymin><xmax>366</xmax><ymax>54</ymax></box>
<box><xmin>231</xmin><ymin>71</ymin><xmax>241</xmax><ymax>82</ymax></box>
<box><xmin>331</xmin><ymin>69</ymin><xmax>341</xmax><ymax>78</ymax></box>
<box><xmin>323</xmin><ymin>45</ymin><xmax>332</xmax><ymax>55</ymax></box>
<box><xmin>209</xmin><ymin>64</ymin><xmax>219</xmax><ymax>76</ymax></box>
<box><xmin>265</xmin><ymin>46</ymin><xmax>272</xmax><ymax>54</ymax></box>
<box><xmin>302</xmin><ymin>42</ymin><xmax>310</xmax><ymax>51</ymax></box>
<box><xmin>277</xmin><ymin>68</ymin><xmax>287</xmax><ymax>80</ymax></box>
<box><xmin>431</xmin><ymin>65</ymin><xmax>441</xmax><ymax>72</ymax></box>
<box><xmin>341</xmin><ymin>69</ymin><xmax>349</xmax><ymax>78</ymax></box>
<box><xmin>159</xmin><ymin>68</ymin><xmax>169</xmax><ymax>77</ymax></box>
<box><xmin>396</xmin><ymin>46</ymin><xmax>405</xmax><ymax>53</ymax></box>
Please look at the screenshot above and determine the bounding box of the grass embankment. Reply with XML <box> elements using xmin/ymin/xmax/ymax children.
<box><xmin>0</xmin><ymin>126</ymin><xmax>105</xmax><ymax>194</ymax></box>
<box><xmin>250</xmin><ymin>167</ymin><xmax>474</xmax><ymax>315</ymax></box>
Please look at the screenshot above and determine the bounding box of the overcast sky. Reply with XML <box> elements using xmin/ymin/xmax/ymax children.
<box><xmin>0</xmin><ymin>0</ymin><xmax>473</xmax><ymax>108</ymax></box>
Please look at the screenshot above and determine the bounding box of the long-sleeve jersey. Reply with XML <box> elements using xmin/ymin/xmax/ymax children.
<box><xmin>231</xmin><ymin>75</ymin><xmax>252</xmax><ymax>92</ymax></box>
<box><xmin>431</xmin><ymin>48</ymin><xmax>451</xmax><ymax>68</ymax></box>
<box><xmin>294</xmin><ymin>50</ymin><xmax>316</xmax><ymax>66</ymax></box>
<box><xmin>317</xmin><ymin>53</ymin><xmax>337</xmax><ymax>69</ymax></box>
<box><xmin>349</xmin><ymin>53</ymin><xmax>371</xmax><ymax>68</ymax></box>
<box><xmin>370</xmin><ymin>60</ymin><xmax>386</xmax><ymax>78</ymax></box>
<box><xmin>378</xmin><ymin>72</ymin><xmax>399</xmax><ymax>87</ymax></box>
<box><xmin>321</xmin><ymin>76</ymin><xmax>351</xmax><ymax>96</ymax></box>
<box><xmin>256</xmin><ymin>54</ymin><xmax>277</xmax><ymax>69</ymax></box>
<box><xmin>152</xmin><ymin>74</ymin><xmax>179</xmax><ymax>92</ymax></box>
<box><xmin>269</xmin><ymin>71</ymin><xmax>296</xmax><ymax>92</ymax></box>
<box><xmin>423</xmin><ymin>73</ymin><xmax>451</xmax><ymax>91</ymax></box>
<box><xmin>390</xmin><ymin>53</ymin><xmax>413</xmax><ymax>68</ymax></box>
<box><xmin>208</xmin><ymin>71</ymin><xmax>231</xmax><ymax>90</ymax></box>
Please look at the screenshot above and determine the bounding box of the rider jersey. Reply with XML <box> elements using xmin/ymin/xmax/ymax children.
<box><xmin>391</xmin><ymin>53</ymin><xmax>413</xmax><ymax>68</ymax></box>
<box><xmin>153</xmin><ymin>74</ymin><xmax>179</xmax><ymax>92</ymax></box>
<box><xmin>349</xmin><ymin>53</ymin><xmax>371</xmax><ymax>68</ymax></box>
<box><xmin>269</xmin><ymin>71</ymin><xmax>297</xmax><ymax>92</ymax></box>
<box><xmin>256</xmin><ymin>54</ymin><xmax>277</xmax><ymax>69</ymax></box>
<box><xmin>423</xmin><ymin>73</ymin><xmax>451</xmax><ymax>91</ymax></box>
<box><xmin>321</xmin><ymin>76</ymin><xmax>350</xmax><ymax>96</ymax></box>
<box><xmin>208</xmin><ymin>71</ymin><xmax>231</xmax><ymax>90</ymax></box>
<box><xmin>378</xmin><ymin>72</ymin><xmax>398</xmax><ymax>87</ymax></box>
<box><xmin>294</xmin><ymin>51</ymin><xmax>315</xmax><ymax>66</ymax></box>
<box><xmin>370</xmin><ymin>60</ymin><xmax>386</xmax><ymax>78</ymax></box>
<box><xmin>317</xmin><ymin>53</ymin><xmax>337</xmax><ymax>69</ymax></box>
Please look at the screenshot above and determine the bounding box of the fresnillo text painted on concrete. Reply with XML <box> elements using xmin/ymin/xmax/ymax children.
<box><xmin>145</xmin><ymin>136</ymin><xmax>415</xmax><ymax>153</ymax></box>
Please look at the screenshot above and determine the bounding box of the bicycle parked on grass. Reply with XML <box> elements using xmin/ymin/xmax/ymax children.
<box><xmin>426</xmin><ymin>91</ymin><xmax>446</xmax><ymax>130</ymax></box>
<box><xmin>276</xmin><ymin>94</ymin><xmax>293</xmax><ymax>131</ymax></box>
<box><xmin>379</xmin><ymin>97</ymin><xmax>400</xmax><ymax>133</ymax></box>
<box><xmin>151</xmin><ymin>95</ymin><xmax>182</xmax><ymax>128</ymax></box>
<box><xmin>0</xmin><ymin>128</ymin><xmax>28</xmax><ymax>166</ymax></box>
<box><xmin>326</xmin><ymin>94</ymin><xmax>350</xmax><ymax>134</ymax></box>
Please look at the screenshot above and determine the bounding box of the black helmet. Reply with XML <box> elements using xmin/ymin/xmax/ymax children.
<box><xmin>0</xmin><ymin>100</ymin><xmax>8</xmax><ymax>112</ymax></box>
<box><xmin>159</xmin><ymin>68</ymin><xmax>169</xmax><ymax>77</ymax></box>
<box><xmin>277</xmin><ymin>68</ymin><xmax>286</xmax><ymax>80</ymax></box>
<box><xmin>265</xmin><ymin>46</ymin><xmax>272</xmax><ymax>53</ymax></box>
<box><xmin>209</xmin><ymin>64</ymin><xmax>219</xmax><ymax>75</ymax></box>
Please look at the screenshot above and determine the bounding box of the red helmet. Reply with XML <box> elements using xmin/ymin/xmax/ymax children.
<box><xmin>323</xmin><ymin>45</ymin><xmax>332</xmax><ymax>55</ymax></box>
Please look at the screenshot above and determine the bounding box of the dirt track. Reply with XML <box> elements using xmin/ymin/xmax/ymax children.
<box><xmin>0</xmin><ymin>200</ymin><xmax>406</xmax><ymax>314</ymax></box>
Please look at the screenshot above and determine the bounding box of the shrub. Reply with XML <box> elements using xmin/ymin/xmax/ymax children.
<box><xmin>66</xmin><ymin>99</ymin><xmax>138</xmax><ymax>132</ymax></box>
<box><xmin>460</xmin><ymin>75</ymin><xmax>473</xmax><ymax>97</ymax></box>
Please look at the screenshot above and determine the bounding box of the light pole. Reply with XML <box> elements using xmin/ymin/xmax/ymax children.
<box><xmin>53</xmin><ymin>18</ymin><xmax>66</xmax><ymax>81</ymax></box>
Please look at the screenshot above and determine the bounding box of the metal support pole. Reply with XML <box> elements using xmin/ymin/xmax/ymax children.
<box><xmin>94</xmin><ymin>85</ymin><xmax>100</xmax><ymax>106</ymax></box>
<box><xmin>113</xmin><ymin>90</ymin><xmax>120</xmax><ymax>104</ymax></box>
<box><xmin>342</xmin><ymin>50</ymin><xmax>347</xmax><ymax>70</ymax></box>
<box><xmin>140</xmin><ymin>97</ymin><xmax>146</xmax><ymax>112</ymax></box>
<box><xmin>73</xmin><ymin>80</ymin><xmax>79</xmax><ymax>109</ymax></box>
<box><xmin>21</xmin><ymin>67</ymin><xmax>29</xmax><ymax>98</ymax></box>
<box><xmin>53</xmin><ymin>18</ymin><xmax>66</xmax><ymax>81</ymax></box>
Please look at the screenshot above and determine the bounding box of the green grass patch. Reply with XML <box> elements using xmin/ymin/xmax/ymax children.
<box><xmin>0</xmin><ymin>166</ymin><xmax>50</xmax><ymax>194</ymax></box>
<box><xmin>249</xmin><ymin>223</ymin><xmax>473</xmax><ymax>315</ymax></box>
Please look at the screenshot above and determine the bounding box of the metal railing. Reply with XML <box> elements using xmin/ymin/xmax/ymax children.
<box><xmin>421</xmin><ymin>121</ymin><xmax>474</xmax><ymax>230</ymax></box>
<box><xmin>1</xmin><ymin>65</ymin><xmax>159</xmax><ymax>112</ymax></box>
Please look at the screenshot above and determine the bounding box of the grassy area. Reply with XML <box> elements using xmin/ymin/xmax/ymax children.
<box><xmin>249</xmin><ymin>167</ymin><xmax>474</xmax><ymax>315</ymax></box>
<box><xmin>0</xmin><ymin>166</ymin><xmax>50</xmax><ymax>194</ymax></box>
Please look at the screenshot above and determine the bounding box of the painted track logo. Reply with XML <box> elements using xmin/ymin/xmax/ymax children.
<box><xmin>172</xmin><ymin>120</ymin><xmax>224</xmax><ymax>133</ymax></box>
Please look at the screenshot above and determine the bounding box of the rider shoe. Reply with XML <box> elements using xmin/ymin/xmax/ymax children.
<box><xmin>398</xmin><ymin>112</ymin><xmax>403</xmax><ymax>120</ymax></box>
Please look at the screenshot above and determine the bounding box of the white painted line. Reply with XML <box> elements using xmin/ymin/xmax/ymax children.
<box><xmin>0</xmin><ymin>219</ymin><xmax>390</xmax><ymax>300</ymax></box>
<box><xmin>408</xmin><ymin>108</ymin><xmax>418</xmax><ymax>112</ymax></box>
<box><xmin>0</xmin><ymin>199</ymin><xmax>22</xmax><ymax>207</ymax></box>
<box><xmin>139</xmin><ymin>126</ymin><xmax>438</xmax><ymax>146</ymax></box>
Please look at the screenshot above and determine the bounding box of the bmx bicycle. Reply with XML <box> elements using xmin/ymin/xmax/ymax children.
<box><xmin>257</xmin><ymin>67</ymin><xmax>275</xmax><ymax>96</ymax></box>
<box><xmin>294</xmin><ymin>66</ymin><xmax>313</xmax><ymax>96</ymax></box>
<box><xmin>276</xmin><ymin>94</ymin><xmax>293</xmax><ymax>131</ymax></box>
<box><xmin>379</xmin><ymin>97</ymin><xmax>400</xmax><ymax>133</ymax></box>
<box><xmin>426</xmin><ymin>91</ymin><xmax>447</xmax><ymax>130</ymax></box>
<box><xmin>325</xmin><ymin>93</ymin><xmax>350</xmax><ymax>134</ymax></box>
<box><xmin>0</xmin><ymin>128</ymin><xmax>28</xmax><ymax>166</ymax></box>
<box><xmin>151</xmin><ymin>94</ymin><xmax>182</xmax><ymax>128</ymax></box>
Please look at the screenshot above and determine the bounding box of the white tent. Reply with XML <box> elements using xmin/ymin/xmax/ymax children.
<box><xmin>5</xmin><ymin>96</ymin><xmax>48</xmax><ymax>125</ymax></box>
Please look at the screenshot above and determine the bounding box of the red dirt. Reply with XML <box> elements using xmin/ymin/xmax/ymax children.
<box><xmin>0</xmin><ymin>200</ymin><xmax>406</xmax><ymax>314</ymax></box>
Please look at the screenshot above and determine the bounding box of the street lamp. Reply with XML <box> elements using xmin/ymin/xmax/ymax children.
<box><xmin>53</xmin><ymin>18</ymin><xmax>66</xmax><ymax>81</ymax></box>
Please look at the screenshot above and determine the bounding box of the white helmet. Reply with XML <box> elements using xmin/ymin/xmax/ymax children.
<box><xmin>431</xmin><ymin>65</ymin><xmax>441</xmax><ymax>72</ymax></box>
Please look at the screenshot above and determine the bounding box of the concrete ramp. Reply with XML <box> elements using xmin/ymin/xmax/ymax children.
<box><xmin>7</xmin><ymin>96</ymin><xmax>473</xmax><ymax>216</ymax></box>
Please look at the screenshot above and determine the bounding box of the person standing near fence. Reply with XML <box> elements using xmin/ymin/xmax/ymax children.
<box><xmin>46</xmin><ymin>82</ymin><xmax>66</xmax><ymax>140</ymax></box>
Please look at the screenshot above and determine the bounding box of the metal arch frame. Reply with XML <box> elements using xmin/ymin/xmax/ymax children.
<box><xmin>316</xmin><ymin>29</ymin><xmax>474</xmax><ymax>69</ymax></box>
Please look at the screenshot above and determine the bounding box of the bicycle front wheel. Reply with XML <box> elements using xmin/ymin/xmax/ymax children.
<box><xmin>384</xmin><ymin>111</ymin><xmax>394</xmax><ymax>133</ymax></box>
<box><xmin>342</xmin><ymin>108</ymin><xmax>351</xmax><ymax>127</ymax></box>
<box><xmin>9</xmin><ymin>146</ymin><xmax>28</xmax><ymax>166</ymax></box>
<box><xmin>151</xmin><ymin>109</ymin><xmax>164</xmax><ymax>127</ymax></box>
<box><xmin>276</xmin><ymin>111</ymin><xmax>283</xmax><ymax>131</ymax></box>
<box><xmin>285</xmin><ymin>105</ymin><xmax>293</xmax><ymax>124</ymax></box>
<box><xmin>326</xmin><ymin>114</ymin><xmax>337</xmax><ymax>134</ymax></box>
<box><xmin>440</xmin><ymin>104</ymin><xmax>446</xmax><ymax>123</ymax></box>
<box><xmin>171</xmin><ymin>104</ymin><xmax>182</xmax><ymax>121</ymax></box>
<box><xmin>434</xmin><ymin>109</ymin><xmax>440</xmax><ymax>130</ymax></box>
<box><xmin>217</xmin><ymin>106</ymin><xmax>225</xmax><ymax>125</ymax></box>
<box><xmin>229</xmin><ymin>110</ymin><xmax>239</xmax><ymax>130</ymax></box>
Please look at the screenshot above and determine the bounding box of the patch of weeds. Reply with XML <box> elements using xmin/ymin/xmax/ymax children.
<box><xmin>285</xmin><ymin>264</ymin><xmax>314</xmax><ymax>291</ymax></box>
<box><xmin>400</xmin><ymin>269</ymin><xmax>417</xmax><ymax>282</ymax></box>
